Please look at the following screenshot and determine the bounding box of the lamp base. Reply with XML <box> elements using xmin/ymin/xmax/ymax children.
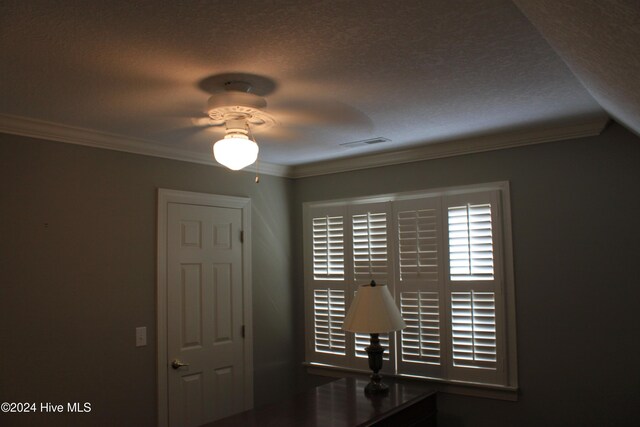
<box><xmin>365</xmin><ymin>373</ymin><xmax>389</xmax><ymax>396</ymax></box>
<box><xmin>364</xmin><ymin>333</ymin><xmax>390</xmax><ymax>395</ymax></box>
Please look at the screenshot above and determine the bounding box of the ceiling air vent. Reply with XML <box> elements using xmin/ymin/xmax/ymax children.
<box><xmin>339</xmin><ymin>137</ymin><xmax>391</xmax><ymax>148</ymax></box>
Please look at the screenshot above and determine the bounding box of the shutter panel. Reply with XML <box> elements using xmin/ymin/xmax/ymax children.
<box><xmin>305</xmin><ymin>206</ymin><xmax>349</xmax><ymax>366</ymax></box>
<box><xmin>394</xmin><ymin>197</ymin><xmax>445</xmax><ymax>377</ymax></box>
<box><xmin>445</xmin><ymin>190</ymin><xmax>504</xmax><ymax>385</ymax></box>
<box><xmin>448</xmin><ymin>204</ymin><xmax>494</xmax><ymax>281</ymax></box>
<box><xmin>451</xmin><ymin>291</ymin><xmax>497</xmax><ymax>369</ymax></box>
<box><xmin>400</xmin><ymin>291</ymin><xmax>441</xmax><ymax>364</ymax></box>
<box><xmin>313</xmin><ymin>289</ymin><xmax>346</xmax><ymax>355</ymax></box>
<box><xmin>350</xmin><ymin>204</ymin><xmax>392</xmax><ymax>364</ymax></box>
<box><xmin>313</xmin><ymin>216</ymin><xmax>345</xmax><ymax>280</ymax></box>
<box><xmin>398</xmin><ymin>209</ymin><xmax>439</xmax><ymax>281</ymax></box>
<box><xmin>352</xmin><ymin>212</ymin><xmax>388</xmax><ymax>280</ymax></box>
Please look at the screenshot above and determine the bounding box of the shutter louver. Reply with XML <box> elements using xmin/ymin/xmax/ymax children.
<box><xmin>313</xmin><ymin>216</ymin><xmax>344</xmax><ymax>280</ymax></box>
<box><xmin>400</xmin><ymin>291</ymin><xmax>441</xmax><ymax>365</ymax></box>
<box><xmin>451</xmin><ymin>291</ymin><xmax>497</xmax><ymax>369</ymax></box>
<box><xmin>448</xmin><ymin>204</ymin><xmax>494</xmax><ymax>281</ymax></box>
<box><xmin>352</xmin><ymin>212</ymin><xmax>388</xmax><ymax>279</ymax></box>
<box><xmin>398</xmin><ymin>209</ymin><xmax>438</xmax><ymax>281</ymax></box>
<box><xmin>313</xmin><ymin>289</ymin><xmax>346</xmax><ymax>355</ymax></box>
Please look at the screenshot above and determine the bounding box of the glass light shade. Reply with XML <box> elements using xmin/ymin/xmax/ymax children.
<box><xmin>342</xmin><ymin>282</ymin><xmax>406</xmax><ymax>333</ymax></box>
<box><xmin>213</xmin><ymin>134</ymin><xmax>259</xmax><ymax>171</ymax></box>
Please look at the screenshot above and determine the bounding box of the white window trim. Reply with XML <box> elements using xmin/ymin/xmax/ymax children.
<box><xmin>303</xmin><ymin>181</ymin><xmax>518</xmax><ymax>393</ymax></box>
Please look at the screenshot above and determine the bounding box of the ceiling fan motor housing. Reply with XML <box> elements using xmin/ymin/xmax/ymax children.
<box><xmin>206</xmin><ymin>82</ymin><xmax>276</xmax><ymax>129</ymax></box>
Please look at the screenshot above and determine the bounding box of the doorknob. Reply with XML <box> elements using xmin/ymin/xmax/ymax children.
<box><xmin>171</xmin><ymin>359</ymin><xmax>190</xmax><ymax>369</ymax></box>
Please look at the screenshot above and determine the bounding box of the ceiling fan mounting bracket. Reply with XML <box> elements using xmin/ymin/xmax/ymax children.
<box><xmin>224</xmin><ymin>81</ymin><xmax>253</xmax><ymax>93</ymax></box>
<box><xmin>205</xmin><ymin>81</ymin><xmax>276</xmax><ymax>130</ymax></box>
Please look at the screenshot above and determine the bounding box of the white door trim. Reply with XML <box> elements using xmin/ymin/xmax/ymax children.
<box><xmin>157</xmin><ymin>188</ymin><xmax>253</xmax><ymax>427</ymax></box>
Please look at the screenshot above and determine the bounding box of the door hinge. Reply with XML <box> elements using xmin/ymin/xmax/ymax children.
<box><xmin>241</xmin><ymin>325</ymin><xmax>245</xmax><ymax>338</ymax></box>
<box><xmin>240</xmin><ymin>230</ymin><xmax>244</xmax><ymax>243</ymax></box>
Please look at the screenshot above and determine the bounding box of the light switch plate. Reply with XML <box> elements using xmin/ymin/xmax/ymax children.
<box><xmin>136</xmin><ymin>326</ymin><xmax>147</xmax><ymax>347</ymax></box>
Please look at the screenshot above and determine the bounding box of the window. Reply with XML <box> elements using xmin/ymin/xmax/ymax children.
<box><xmin>303</xmin><ymin>183</ymin><xmax>517</xmax><ymax>389</ymax></box>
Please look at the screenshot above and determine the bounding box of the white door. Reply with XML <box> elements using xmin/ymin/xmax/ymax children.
<box><xmin>166</xmin><ymin>201</ymin><xmax>246</xmax><ymax>427</ymax></box>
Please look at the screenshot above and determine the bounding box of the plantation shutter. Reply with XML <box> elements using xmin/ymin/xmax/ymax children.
<box><xmin>448</xmin><ymin>204</ymin><xmax>494</xmax><ymax>281</ymax></box>
<box><xmin>450</xmin><ymin>291</ymin><xmax>496</xmax><ymax>368</ymax></box>
<box><xmin>444</xmin><ymin>191</ymin><xmax>505</xmax><ymax>385</ymax></box>
<box><xmin>349</xmin><ymin>202</ymin><xmax>394</xmax><ymax>367</ymax></box>
<box><xmin>394</xmin><ymin>197</ymin><xmax>447</xmax><ymax>377</ymax></box>
<box><xmin>312</xmin><ymin>215</ymin><xmax>345</xmax><ymax>280</ymax></box>
<box><xmin>352</xmin><ymin>209</ymin><xmax>389</xmax><ymax>282</ymax></box>
<box><xmin>304</xmin><ymin>184</ymin><xmax>515</xmax><ymax>389</ymax></box>
<box><xmin>305</xmin><ymin>205</ymin><xmax>349</xmax><ymax>365</ymax></box>
<box><xmin>313</xmin><ymin>288</ymin><xmax>346</xmax><ymax>355</ymax></box>
<box><xmin>397</xmin><ymin>205</ymin><xmax>440</xmax><ymax>282</ymax></box>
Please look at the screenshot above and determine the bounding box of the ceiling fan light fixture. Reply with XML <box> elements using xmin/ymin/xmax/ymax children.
<box><xmin>213</xmin><ymin>133</ymin><xmax>259</xmax><ymax>171</ymax></box>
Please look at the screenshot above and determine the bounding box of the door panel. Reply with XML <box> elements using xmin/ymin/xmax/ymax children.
<box><xmin>167</xmin><ymin>202</ymin><xmax>244</xmax><ymax>427</ymax></box>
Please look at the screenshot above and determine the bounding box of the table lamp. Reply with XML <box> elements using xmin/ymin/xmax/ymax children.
<box><xmin>342</xmin><ymin>280</ymin><xmax>406</xmax><ymax>395</ymax></box>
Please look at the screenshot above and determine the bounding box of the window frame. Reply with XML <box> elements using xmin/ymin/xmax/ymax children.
<box><xmin>303</xmin><ymin>181</ymin><xmax>518</xmax><ymax>391</ymax></box>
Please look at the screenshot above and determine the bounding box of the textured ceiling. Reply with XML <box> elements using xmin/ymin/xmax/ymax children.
<box><xmin>514</xmin><ymin>0</ymin><xmax>640</xmax><ymax>137</ymax></box>
<box><xmin>0</xmin><ymin>0</ymin><xmax>622</xmax><ymax>169</ymax></box>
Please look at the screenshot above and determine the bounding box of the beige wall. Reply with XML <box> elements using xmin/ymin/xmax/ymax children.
<box><xmin>0</xmin><ymin>134</ymin><xmax>296</xmax><ymax>426</ymax></box>
<box><xmin>292</xmin><ymin>122</ymin><xmax>640</xmax><ymax>426</ymax></box>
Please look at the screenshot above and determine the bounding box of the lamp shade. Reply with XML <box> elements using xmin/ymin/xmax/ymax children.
<box><xmin>213</xmin><ymin>134</ymin><xmax>259</xmax><ymax>170</ymax></box>
<box><xmin>342</xmin><ymin>282</ymin><xmax>406</xmax><ymax>333</ymax></box>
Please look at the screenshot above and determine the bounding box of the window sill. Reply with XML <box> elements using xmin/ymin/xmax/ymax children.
<box><xmin>303</xmin><ymin>362</ymin><xmax>519</xmax><ymax>401</ymax></box>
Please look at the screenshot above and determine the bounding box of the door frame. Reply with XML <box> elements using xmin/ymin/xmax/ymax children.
<box><xmin>157</xmin><ymin>188</ymin><xmax>253</xmax><ymax>427</ymax></box>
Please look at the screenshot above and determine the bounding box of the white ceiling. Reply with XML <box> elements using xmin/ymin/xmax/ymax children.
<box><xmin>0</xmin><ymin>0</ymin><xmax>636</xmax><ymax>176</ymax></box>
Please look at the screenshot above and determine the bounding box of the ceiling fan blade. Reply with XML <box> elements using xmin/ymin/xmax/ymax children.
<box><xmin>268</xmin><ymin>98</ymin><xmax>373</xmax><ymax>132</ymax></box>
<box><xmin>190</xmin><ymin>116</ymin><xmax>214</xmax><ymax>126</ymax></box>
<box><xmin>153</xmin><ymin>125</ymin><xmax>215</xmax><ymax>142</ymax></box>
<box><xmin>255</xmin><ymin>126</ymin><xmax>302</xmax><ymax>142</ymax></box>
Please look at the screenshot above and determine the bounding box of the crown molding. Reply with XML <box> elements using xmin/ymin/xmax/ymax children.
<box><xmin>0</xmin><ymin>114</ymin><xmax>609</xmax><ymax>180</ymax></box>
<box><xmin>0</xmin><ymin>114</ymin><xmax>292</xmax><ymax>177</ymax></box>
<box><xmin>288</xmin><ymin>117</ymin><xmax>610</xmax><ymax>178</ymax></box>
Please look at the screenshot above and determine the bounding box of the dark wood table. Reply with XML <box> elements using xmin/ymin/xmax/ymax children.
<box><xmin>204</xmin><ymin>377</ymin><xmax>437</xmax><ymax>427</ymax></box>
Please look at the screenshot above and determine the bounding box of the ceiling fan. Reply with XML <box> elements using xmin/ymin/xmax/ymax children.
<box><xmin>199</xmin><ymin>81</ymin><xmax>277</xmax><ymax>171</ymax></box>
<box><xmin>169</xmin><ymin>73</ymin><xmax>374</xmax><ymax>171</ymax></box>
